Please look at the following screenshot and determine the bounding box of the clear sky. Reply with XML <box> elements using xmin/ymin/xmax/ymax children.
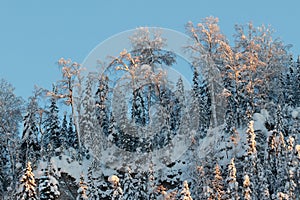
<box><xmin>1</xmin><ymin>0</ymin><xmax>299</xmax><ymax>100</ymax></box>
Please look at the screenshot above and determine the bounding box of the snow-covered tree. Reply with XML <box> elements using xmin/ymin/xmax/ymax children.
<box><xmin>77</xmin><ymin>174</ymin><xmax>88</xmax><ymax>200</ymax></box>
<box><xmin>212</xmin><ymin>164</ymin><xmax>225</xmax><ymax>200</ymax></box>
<box><xmin>108</xmin><ymin>175</ymin><xmax>123</xmax><ymax>200</ymax></box>
<box><xmin>180</xmin><ymin>180</ymin><xmax>193</xmax><ymax>200</ymax></box>
<box><xmin>172</xmin><ymin>77</ymin><xmax>185</xmax><ymax>132</ymax></box>
<box><xmin>17</xmin><ymin>161</ymin><xmax>37</xmax><ymax>200</ymax></box>
<box><xmin>186</xmin><ymin>16</ymin><xmax>226</xmax><ymax>127</ymax></box>
<box><xmin>131</xmin><ymin>89</ymin><xmax>146</xmax><ymax>126</ymax></box>
<box><xmin>20</xmin><ymin>96</ymin><xmax>40</xmax><ymax>167</ymax></box>
<box><xmin>67</xmin><ymin>116</ymin><xmax>78</xmax><ymax>149</ymax></box>
<box><xmin>243</xmin><ymin>175</ymin><xmax>252</xmax><ymax>200</ymax></box>
<box><xmin>294</xmin><ymin>56</ymin><xmax>300</xmax><ymax>106</ymax></box>
<box><xmin>80</xmin><ymin>75</ymin><xmax>96</xmax><ymax>147</ymax></box>
<box><xmin>198</xmin><ymin>78</ymin><xmax>211</xmax><ymax>135</ymax></box>
<box><xmin>38</xmin><ymin>164</ymin><xmax>60</xmax><ymax>200</ymax></box>
<box><xmin>95</xmin><ymin>75</ymin><xmax>109</xmax><ymax>135</ymax></box>
<box><xmin>49</xmin><ymin>58</ymin><xmax>83</xmax><ymax>149</ymax></box>
<box><xmin>226</xmin><ymin>158</ymin><xmax>239</xmax><ymax>200</ymax></box>
<box><xmin>60</xmin><ymin>113</ymin><xmax>68</xmax><ymax>149</ymax></box>
<box><xmin>43</xmin><ymin>87</ymin><xmax>61</xmax><ymax>152</ymax></box>
<box><xmin>0</xmin><ymin>79</ymin><xmax>24</xmax><ymax>192</ymax></box>
<box><xmin>243</xmin><ymin>121</ymin><xmax>258</xmax><ymax>198</ymax></box>
<box><xmin>122</xmin><ymin>167</ymin><xmax>136</xmax><ymax>200</ymax></box>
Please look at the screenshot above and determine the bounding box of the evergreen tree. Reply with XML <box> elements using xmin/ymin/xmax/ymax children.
<box><xmin>60</xmin><ymin>113</ymin><xmax>68</xmax><ymax>149</ymax></box>
<box><xmin>21</xmin><ymin>96</ymin><xmax>40</xmax><ymax>167</ymax></box>
<box><xmin>243</xmin><ymin>121</ymin><xmax>258</xmax><ymax>198</ymax></box>
<box><xmin>226</xmin><ymin>158</ymin><xmax>239</xmax><ymax>200</ymax></box>
<box><xmin>131</xmin><ymin>89</ymin><xmax>146</xmax><ymax>126</ymax></box>
<box><xmin>122</xmin><ymin>167</ymin><xmax>136</xmax><ymax>200</ymax></box>
<box><xmin>173</xmin><ymin>77</ymin><xmax>185</xmax><ymax>133</ymax></box>
<box><xmin>95</xmin><ymin>75</ymin><xmax>109</xmax><ymax>135</ymax></box>
<box><xmin>77</xmin><ymin>174</ymin><xmax>88</xmax><ymax>200</ymax></box>
<box><xmin>80</xmin><ymin>75</ymin><xmax>96</xmax><ymax>147</ymax></box>
<box><xmin>198</xmin><ymin>78</ymin><xmax>211</xmax><ymax>136</ymax></box>
<box><xmin>67</xmin><ymin>116</ymin><xmax>78</xmax><ymax>149</ymax></box>
<box><xmin>243</xmin><ymin>175</ymin><xmax>252</xmax><ymax>200</ymax></box>
<box><xmin>257</xmin><ymin>159</ymin><xmax>270</xmax><ymax>199</ymax></box>
<box><xmin>43</xmin><ymin>89</ymin><xmax>61</xmax><ymax>152</ymax></box>
<box><xmin>38</xmin><ymin>164</ymin><xmax>60</xmax><ymax>200</ymax></box>
<box><xmin>212</xmin><ymin>164</ymin><xmax>225</xmax><ymax>200</ymax></box>
<box><xmin>295</xmin><ymin>56</ymin><xmax>300</xmax><ymax>106</ymax></box>
<box><xmin>108</xmin><ymin>175</ymin><xmax>123</xmax><ymax>200</ymax></box>
<box><xmin>180</xmin><ymin>180</ymin><xmax>193</xmax><ymax>200</ymax></box>
<box><xmin>138</xmin><ymin>171</ymin><xmax>150</xmax><ymax>199</ymax></box>
<box><xmin>107</xmin><ymin>114</ymin><xmax>118</xmax><ymax>147</ymax></box>
<box><xmin>17</xmin><ymin>162</ymin><xmax>37</xmax><ymax>200</ymax></box>
<box><xmin>191</xmin><ymin>67</ymin><xmax>201</xmax><ymax>134</ymax></box>
<box><xmin>275</xmin><ymin>132</ymin><xmax>289</xmax><ymax>195</ymax></box>
<box><xmin>0</xmin><ymin>79</ymin><xmax>24</xmax><ymax>192</ymax></box>
<box><xmin>86</xmin><ymin>166</ymin><xmax>94</xmax><ymax>199</ymax></box>
<box><xmin>286</xmin><ymin>136</ymin><xmax>297</xmax><ymax>199</ymax></box>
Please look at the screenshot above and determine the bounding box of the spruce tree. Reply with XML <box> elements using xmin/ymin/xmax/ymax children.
<box><xmin>67</xmin><ymin>116</ymin><xmax>78</xmax><ymax>149</ymax></box>
<box><xmin>243</xmin><ymin>121</ymin><xmax>258</xmax><ymax>198</ymax></box>
<box><xmin>21</xmin><ymin>96</ymin><xmax>40</xmax><ymax>166</ymax></box>
<box><xmin>43</xmin><ymin>90</ymin><xmax>61</xmax><ymax>152</ymax></box>
<box><xmin>173</xmin><ymin>77</ymin><xmax>186</xmax><ymax>133</ymax></box>
<box><xmin>17</xmin><ymin>162</ymin><xmax>37</xmax><ymax>200</ymax></box>
<box><xmin>108</xmin><ymin>175</ymin><xmax>123</xmax><ymax>200</ymax></box>
<box><xmin>212</xmin><ymin>164</ymin><xmax>225</xmax><ymax>200</ymax></box>
<box><xmin>38</xmin><ymin>164</ymin><xmax>60</xmax><ymax>200</ymax></box>
<box><xmin>80</xmin><ymin>75</ymin><xmax>96</xmax><ymax>147</ymax></box>
<box><xmin>95</xmin><ymin>75</ymin><xmax>109</xmax><ymax>135</ymax></box>
<box><xmin>226</xmin><ymin>158</ymin><xmax>239</xmax><ymax>200</ymax></box>
<box><xmin>180</xmin><ymin>180</ymin><xmax>193</xmax><ymax>200</ymax></box>
<box><xmin>122</xmin><ymin>167</ymin><xmax>136</xmax><ymax>200</ymax></box>
<box><xmin>243</xmin><ymin>175</ymin><xmax>251</xmax><ymax>200</ymax></box>
<box><xmin>60</xmin><ymin>113</ymin><xmax>68</xmax><ymax>149</ymax></box>
<box><xmin>77</xmin><ymin>174</ymin><xmax>88</xmax><ymax>200</ymax></box>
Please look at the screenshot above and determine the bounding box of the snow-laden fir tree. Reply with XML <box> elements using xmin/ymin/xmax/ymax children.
<box><xmin>133</xmin><ymin>171</ymin><xmax>149</xmax><ymax>199</ymax></box>
<box><xmin>122</xmin><ymin>167</ymin><xmax>136</xmax><ymax>200</ymax></box>
<box><xmin>190</xmin><ymin>67</ymin><xmax>201</xmax><ymax>134</ymax></box>
<box><xmin>286</xmin><ymin>136</ymin><xmax>297</xmax><ymax>199</ymax></box>
<box><xmin>0</xmin><ymin>79</ymin><xmax>24</xmax><ymax>193</ymax></box>
<box><xmin>131</xmin><ymin>89</ymin><xmax>146</xmax><ymax>126</ymax></box>
<box><xmin>243</xmin><ymin>120</ymin><xmax>258</xmax><ymax>198</ymax></box>
<box><xmin>173</xmin><ymin>76</ymin><xmax>185</xmax><ymax>132</ymax></box>
<box><xmin>67</xmin><ymin>116</ymin><xmax>78</xmax><ymax>149</ymax></box>
<box><xmin>256</xmin><ymin>160</ymin><xmax>270</xmax><ymax>199</ymax></box>
<box><xmin>43</xmin><ymin>87</ymin><xmax>61</xmax><ymax>152</ymax></box>
<box><xmin>294</xmin><ymin>56</ymin><xmax>300</xmax><ymax>106</ymax></box>
<box><xmin>180</xmin><ymin>180</ymin><xmax>193</xmax><ymax>200</ymax></box>
<box><xmin>95</xmin><ymin>75</ymin><xmax>109</xmax><ymax>135</ymax></box>
<box><xmin>108</xmin><ymin>175</ymin><xmax>123</xmax><ymax>200</ymax></box>
<box><xmin>275</xmin><ymin>132</ymin><xmax>289</xmax><ymax>195</ymax></box>
<box><xmin>198</xmin><ymin>78</ymin><xmax>211</xmax><ymax>135</ymax></box>
<box><xmin>20</xmin><ymin>96</ymin><xmax>40</xmax><ymax>167</ymax></box>
<box><xmin>212</xmin><ymin>164</ymin><xmax>225</xmax><ymax>200</ymax></box>
<box><xmin>38</xmin><ymin>163</ymin><xmax>60</xmax><ymax>200</ymax></box>
<box><xmin>243</xmin><ymin>175</ymin><xmax>251</xmax><ymax>200</ymax></box>
<box><xmin>17</xmin><ymin>161</ymin><xmax>37</xmax><ymax>200</ymax></box>
<box><xmin>107</xmin><ymin>114</ymin><xmax>118</xmax><ymax>147</ymax></box>
<box><xmin>77</xmin><ymin>174</ymin><xmax>88</xmax><ymax>200</ymax></box>
<box><xmin>80</xmin><ymin>75</ymin><xmax>96</xmax><ymax>148</ymax></box>
<box><xmin>226</xmin><ymin>158</ymin><xmax>239</xmax><ymax>200</ymax></box>
<box><xmin>60</xmin><ymin>113</ymin><xmax>68</xmax><ymax>149</ymax></box>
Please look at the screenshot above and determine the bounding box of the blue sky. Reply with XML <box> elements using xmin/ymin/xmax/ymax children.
<box><xmin>1</xmin><ymin>0</ymin><xmax>299</xmax><ymax>100</ymax></box>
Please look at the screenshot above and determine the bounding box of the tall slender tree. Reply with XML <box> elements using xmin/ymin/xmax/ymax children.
<box><xmin>17</xmin><ymin>162</ymin><xmax>37</xmax><ymax>200</ymax></box>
